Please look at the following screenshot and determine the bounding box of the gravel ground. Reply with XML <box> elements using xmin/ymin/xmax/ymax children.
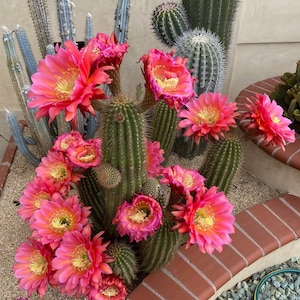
<box><xmin>0</xmin><ymin>149</ymin><xmax>281</xmax><ymax>299</ymax></box>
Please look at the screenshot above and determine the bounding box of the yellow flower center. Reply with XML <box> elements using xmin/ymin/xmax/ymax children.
<box><xmin>34</xmin><ymin>191</ymin><xmax>50</xmax><ymax>209</ymax></box>
<box><xmin>183</xmin><ymin>174</ymin><xmax>194</xmax><ymax>188</ymax></box>
<box><xmin>78</xmin><ymin>147</ymin><xmax>96</xmax><ymax>163</ymax></box>
<box><xmin>30</xmin><ymin>250</ymin><xmax>48</xmax><ymax>276</ymax></box>
<box><xmin>129</xmin><ymin>203</ymin><xmax>150</xmax><ymax>223</ymax></box>
<box><xmin>72</xmin><ymin>245</ymin><xmax>91</xmax><ymax>272</ymax></box>
<box><xmin>49</xmin><ymin>162</ymin><xmax>68</xmax><ymax>183</ymax></box>
<box><xmin>55</xmin><ymin>68</ymin><xmax>79</xmax><ymax>100</ymax></box>
<box><xmin>101</xmin><ymin>286</ymin><xmax>119</xmax><ymax>297</ymax></box>
<box><xmin>50</xmin><ymin>209</ymin><xmax>74</xmax><ymax>233</ymax></box>
<box><xmin>194</xmin><ymin>206</ymin><xmax>215</xmax><ymax>231</ymax></box>
<box><xmin>197</xmin><ymin>107</ymin><xmax>220</xmax><ymax>125</ymax></box>
<box><xmin>152</xmin><ymin>66</ymin><xmax>179</xmax><ymax>91</ymax></box>
<box><xmin>271</xmin><ymin>115</ymin><xmax>280</xmax><ymax>124</ymax></box>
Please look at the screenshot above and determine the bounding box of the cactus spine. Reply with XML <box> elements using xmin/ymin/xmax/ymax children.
<box><xmin>181</xmin><ymin>0</ymin><xmax>239</xmax><ymax>52</ymax></box>
<box><xmin>107</xmin><ymin>242</ymin><xmax>138</xmax><ymax>287</ymax></box>
<box><xmin>152</xmin><ymin>2</ymin><xmax>189</xmax><ymax>47</ymax></box>
<box><xmin>200</xmin><ymin>135</ymin><xmax>243</xmax><ymax>194</ymax></box>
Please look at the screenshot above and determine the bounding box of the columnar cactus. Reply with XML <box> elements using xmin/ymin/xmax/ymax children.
<box><xmin>152</xmin><ymin>2</ymin><xmax>189</xmax><ymax>47</ymax></box>
<box><xmin>200</xmin><ymin>134</ymin><xmax>243</xmax><ymax>194</ymax></box>
<box><xmin>181</xmin><ymin>0</ymin><xmax>239</xmax><ymax>52</ymax></box>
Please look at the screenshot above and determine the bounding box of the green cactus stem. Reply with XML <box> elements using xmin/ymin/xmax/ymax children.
<box><xmin>107</xmin><ymin>242</ymin><xmax>138</xmax><ymax>287</ymax></box>
<box><xmin>150</xmin><ymin>101</ymin><xmax>178</xmax><ymax>163</ymax></box>
<box><xmin>199</xmin><ymin>134</ymin><xmax>243</xmax><ymax>194</ymax></box>
<box><xmin>152</xmin><ymin>2</ymin><xmax>189</xmax><ymax>47</ymax></box>
<box><xmin>175</xmin><ymin>28</ymin><xmax>225</xmax><ymax>95</ymax></box>
<box><xmin>138</xmin><ymin>211</ymin><xmax>181</xmax><ymax>273</ymax></box>
<box><xmin>98</xmin><ymin>96</ymin><xmax>147</xmax><ymax>236</ymax></box>
<box><xmin>27</xmin><ymin>0</ymin><xmax>53</xmax><ymax>57</ymax></box>
<box><xmin>77</xmin><ymin>168</ymin><xmax>105</xmax><ymax>233</ymax></box>
<box><xmin>181</xmin><ymin>0</ymin><xmax>239</xmax><ymax>52</ymax></box>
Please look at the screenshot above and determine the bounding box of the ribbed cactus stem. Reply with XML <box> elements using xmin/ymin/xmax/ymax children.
<box><xmin>139</xmin><ymin>211</ymin><xmax>181</xmax><ymax>273</ymax></box>
<box><xmin>152</xmin><ymin>2</ymin><xmax>189</xmax><ymax>47</ymax></box>
<box><xmin>150</xmin><ymin>101</ymin><xmax>178</xmax><ymax>163</ymax></box>
<box><xmin>85</xmin><ymin>13</ymin><xmax>94</xmax><ymax>45</ymax></box>
<box><xmin>27</xmin><ymin>0</ymin><xmax>53</xmax><ymax>57</ymax></box>
<box><xmin>57</xmin><ymin>0</ymin><xmax>76</xmax><ymax>44</ymax></box>
<box><xmin>15</xmin><ymin>26</ymin><xmax>37</xmax><ymax>79</ymax></box>
<box><xmin>175</xmin><ymin>28</ymin><xmax>225</xmax><ymax>95</ymax></box>
<box><xmin>182</xmin><ymin>0</ymin><xmax>239</xmax><ymax>52</ymax></box>
<box><xmin>77</xmin><ymin>168</ymin><xmax>105</xmax><ymax>233</ymax></box>
<box><xmin>107</xmin><ymin>242</ymin><xmax>138</xmax><ymax>286</ymax></box>
<box><xmin>99</xmin><ymin>97</ymin><xmax>147</xmax><ymax>235</ymax></box>
<box><xmin>114</xmin><ymin>0</ymin><xmax>131</xmax><ymax>43</ymax></box>
<box><xmin>200</xmin><ymin>135</ymin><xmax>243</xmax><ymax>194</ymax></box>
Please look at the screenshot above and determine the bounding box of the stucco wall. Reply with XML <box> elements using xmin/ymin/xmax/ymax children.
<box><xmin>0</xmin><ymin>0</ymin><xmax>299</xmax><ymax>112</ymax></box>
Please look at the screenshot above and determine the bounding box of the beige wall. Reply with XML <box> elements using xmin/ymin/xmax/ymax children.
<box><xmin>0</xmin><ymin>0</ymin><xmax>300</xmax><ymax>112</ymax></box>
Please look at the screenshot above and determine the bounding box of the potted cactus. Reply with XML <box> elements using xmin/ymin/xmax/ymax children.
<box><xmin>3</xmin><ymin>1</ymin><xmax>296</xmax><ymax>299</ymax></box>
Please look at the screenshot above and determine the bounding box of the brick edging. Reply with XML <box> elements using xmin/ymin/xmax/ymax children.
<box><xmin>236</xmin><ymin>76</ymin><xmax>300</xmax><ymax>170</ymax></box>
<box><xmin>0</xmin><ymin>120</ymin><xmax>26</xmax><ymax>198</ymax></box>
<box><xmin>129</xmin><ymin>194</ymin><xmax>300</xmax><ymax>300</ymax></box>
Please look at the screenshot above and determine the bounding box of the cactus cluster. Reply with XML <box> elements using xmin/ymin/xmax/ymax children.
<box><xmin>269</xmin><ymin>61</ymin><xmax>300</xmax><ymax>134</ymax></box>
<box><xmin>4</xmin><ymin>1</ymin><xmax>243</xmax><ymax>298</ymax></box>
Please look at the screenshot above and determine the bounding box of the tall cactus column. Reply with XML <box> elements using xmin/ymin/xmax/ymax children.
<box><xmin>97</xmin><ymin>96</ymin><xmax>147</xmax><ymax>236</ymax></box>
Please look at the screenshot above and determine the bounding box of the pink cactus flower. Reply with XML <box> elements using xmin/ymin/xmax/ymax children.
<box><xmin>178</xmin><ymin>92</ymin><xmax>239</xmax><ymax>143</ymax></box>
<box><xmin>13</xmin><ymin>239</ymin><xmax>53</xmax><ymax>298</ymax></box>
<box><xmin>172</xmin><ymin>186</ymin><xmax>235</xmax><ymax>254</ymax></box>
<box><xmin>146</xmin><ymin>140</ymin><xmax>165</xmax><ymax>178</ymax></box>
<box><xmin>140</xmin><ymin>48</ymin><xmax>194</xmax><ymax>110</ymax></box>
<box><xmin>240</xmin><ymin>93</ymin><xmax>295</xmax><ymax>150</ymax></box>
<box><xmin>28</xmin><ymin>40</ymin><xmax>113</xmax><ymax>124</ymax></box>
<box><xmin>113</xmin><ymin>195</ymin><xmax>163</xmax><ymax>242</ymax></box>
<box><xmin>52</xmin><ymin>227</ymin><xmax>113</xmax><ymax>297</ymax></box>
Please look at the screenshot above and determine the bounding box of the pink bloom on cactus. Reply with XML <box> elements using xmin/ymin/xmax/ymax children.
<box><xmin>240</xmin><ymin>93</ymin><xmax>295</xmax><ymax>151</ymax></box>
<box><xmin>13</xmin><ymin>239</ymin><xmax>53</xmax><ymax>298</ymax></box>
<box><xmin>67</xmin><ymin>138</ymin><xmax>102</xmax><ymax>169</ymax></box>
<box><xmin>88</xmin><ymin>274</ymin><xmax>127</xmax><ymax>300</ymax></box>
<box><xmin>172</xmin><ymin>186</ymin><xmax>235</xmax><ymax>254</ymax></box>
<box><xmin>52</xmin><ymin>228</ymin><xmax>113</xmax><ymax>297</ymax></box>
<box><xmin>52</xmin><ymin>131</ymin><xmax>84</xmax><ymax>153</ymax></box>
<box><xmin>31</xmin><ymin>193</ymin><xmax>91</xmax><ymax>250</ymax></box>
<box><xmin>140</xmin><ymin>48</ymin><xmax>194</xmax><ymax>110</ymax></box>
<box><xmin>146</xmin><ymin>140</ymin><xmax>165</xmax><ymax>178</ymax></box>
<box><xmin>28</xmin><ymin>40</ymin><xmax>113</xmax><ymax>124</ymax></box>
<box><xmin>35</xmin><ymin>150</ymin><xmax>82</xmax><ymax>188</ymax></box>
<box><xmin>112</xmin><ymin>194</ymin><xmax>163</xmax><ymax>242</ymax></box>
<box><xmin>88</xmin><ymin>32</ymin><xmax>129</xmax><ymax>67</ymax></box>
<box><xmin>178</xmin><ymin>92</ymin><xmax>239</xmax><ymax>143</ymax></box>
<box><xmin>17</xmin><ymin>176</ymin><xmax>57</xmax><ymax>222</ymax></box>
<box><xmin>160</xmin><ymin>165</ymin><xmax>206</xmax><ymax>195</ymax></box>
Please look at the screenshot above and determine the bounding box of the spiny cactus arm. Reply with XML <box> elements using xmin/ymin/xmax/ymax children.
<box><xmin>114</xmin><ymin>0</ymin><xmax>131</xmax><ymax>43</ymax></box>
<box><xmin>152</xmin><ymin>2</ymin><xmax>190</xmax><ymax>47</ymax></box>
<box><xmin>5</xmin><ymin>109</ymin><xmax>40</xmax><ymax>166</ymax></box>
<box><xmin>181</xmin><ymin>0</ymin><xmax>206</xmax><ymax>29</ymax></box>
<box><xmin>57</xmin><ymin>0</ymin><xmax>76</xmax><ymax>44</ymax></box>
<box><xmin>85</xmin><ymin>13</ymin><xmax>94</xmax><ymax>45</ymax></box>
<box><xmin>107</xmin><ymin>242</ymin><xmax>138</xmax><ymax>287</ymax></box>
<box><xmin>2</xmin><ymin>27</ymin><xmax>53</xmax><ymax>156</ymax></box>
<box><xmin>27</xmin><ymin>0</ymin><xmax>53</xmax><ymax>57</ymax></box>
<box><xmin>150</xmin><ymin>101</ymin><xmax>178</xmax><ymax>163</ymax></box>
<box><xmin>200</xmin><ymin>136</ymin><xmax>243</xmax><ymax>194</ymax></box>
<box><xmin>15</xmin><ymin>26</ymin><xmax>37</xmax><ymax>80</ymax></box>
